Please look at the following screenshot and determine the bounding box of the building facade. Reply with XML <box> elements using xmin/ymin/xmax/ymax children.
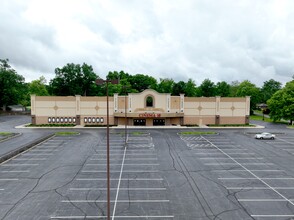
<box><xmin>31</xmin><ymin>89</ymin><xmax>250</xmax><ymax>126</ymax></box>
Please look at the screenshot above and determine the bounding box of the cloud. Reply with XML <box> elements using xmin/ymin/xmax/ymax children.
<box><xmin>1</xmin><ymin>0</ymin><xmax>294</xmax><ymax>86</ymax></box>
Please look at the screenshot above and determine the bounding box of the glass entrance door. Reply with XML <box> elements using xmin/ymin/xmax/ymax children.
<box><xmin>133</xmin><ymin>119</ymin><xmax>146</xmax><ymax>126</ymax></box>
<box><xmin>153</xmin><ymin>119</ymin><xmax>165</xmax><ymax>126</ymax></box>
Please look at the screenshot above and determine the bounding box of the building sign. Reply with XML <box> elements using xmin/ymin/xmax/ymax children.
<box><xmin>139</xmin><ymin>113</ymin><xmax>161</xmax><ymax>118</ymax></box>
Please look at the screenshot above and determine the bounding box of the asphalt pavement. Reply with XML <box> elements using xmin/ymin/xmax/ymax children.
<box><xmin>0</xmin><ymin>115</ymin><xmax>294</xmax><ymax>219</ymax></box>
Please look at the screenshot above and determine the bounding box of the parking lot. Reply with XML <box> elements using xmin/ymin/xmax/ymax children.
<box><xmin>0</xmin><ymin>115</ymin><xmax>294</xmax><ymax>219</ymax></box>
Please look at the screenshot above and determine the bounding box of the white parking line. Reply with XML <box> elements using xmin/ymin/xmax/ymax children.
<box><xmin>0</xmin><ymin>170</ymin><xmax>29</xmax><ymax>173</ymax></box>
<box><xmin>112</xmin><ymin>145</ymin><xmax>127</xmax><ymax>220</ymax></box>
<box><xmin>50</xmin><ymin>215</ymin><xmax>174</xmax><ymax>219</ymax></box>
<box><xmin>2</xmin><ymin>164</ymin><xmax>39</xmax><ymax>166</ymax></box>
<box><xmin>276</xmin><ymin>138</ymin><xmax>294</xmax><ymax>145</ymax></box>
<box><xmin>273</xmin><ymin>145</ymin><xmax>294</xmax><ymax>148</ymax></box>
<box><xmin>81</xmin><ymin>170</ymin><xmax>159</xmax><ymax>173</ymax></box>
<box><xmin>212</xmin><ymin>170</ymin><xmax>283</xmax><ymax>172</ymax></box>
<box><xmin>76</xmin><ymin>178</ymin><xmax>163</xmax><ymax>181</ymax></box>
<box><xmin>70</xmin><ymin>188</ymin><xmax>166</xmax><ymax>191</ymax></box>
<box><xmin>90</xmin><ymin>158</ymin><xmax>158</xmax><ymax>161</ymax></box>
<box><xmin>194</xmin><ymin>149</ymin><xmax>249</xmax><ymax>152</ymax></box>
<box><xmin>202</xmin><ymin>136</ymin><xmax>294</xmax><ymax>206</ymax></box>
<box><xmin>194</xmin><ymin>153</ymin><xmax>255</xmax><ymax>155</ymax></box>
<box><xmin>23</xmin><ymin>153</ymin><xmax>53</xmax><ymax>156</ymax></box>
<box><xmin>200</xmin><ymin>158</ymin><xmax>263</xmax><ymax>160</ymax></box>
<box><xmin>238</xmin><ymin>199</ymin><xmax>289</xmax><ymax>202</ymax></box>
<box><xmin>95</xmin><ymin>150</ymin><xmax>153</xmax><ymax>152</ymax></box>
<box><xmin>227</xmin><ymin>187</ymin><xmax>294</xmax><ymax>190</ymax></box>
<box><xmin>13</xmin><ymin>158</ymin><xmax>46</xmax><ymax>161</ymax></box>
<box><xmin>0</xmin><ymin>178</ymin><xmax>18</xmax><ymax>181</ymax></box>
<box><xmin>94</xmin><ymin>154</ymin><xmax>156</xmax><ymax>156</ymax></box>
<box><xmin>39</xmin><ymin>146</ymin><xmax>59</xmax><ymax>148</ymax></box>
<box><xmin>85</xmin><ymin>164</ymin><xmax>159</xmax><ymax>166</ymax></box>
<box><xmin>219</xmin><ymin>177</ymin><xmax>294</xmax><ymax>180</ymax></box>
<box><xmin>61</xmin><ymin>200</ymin><xmax>169</xmax><ymax>203</ymax></box>
<box><xmin>205</xmin><ymin>163</ymin><xmax>273</xmax><ymax>165</ymax></box>
<box><xmin>251</xmin><ymin>215</ymin><xmax>294</xmax><ymax>218</ymax></box>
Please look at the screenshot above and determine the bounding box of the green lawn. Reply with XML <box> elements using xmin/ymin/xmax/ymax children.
<box><xmin>250</xmin><ymin>115</ymin><xmax>273</xmax><ymax>122</ymax></box>
<box><xmin>250</xmin><ymin>114</ymin><xmax>289</xmax><ymax>124</ymax></box>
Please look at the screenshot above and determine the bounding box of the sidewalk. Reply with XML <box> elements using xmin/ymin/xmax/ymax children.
<box><xmin>16</xmin><ymin>124</ymin><xmax>264</xmax><ymax>129</ymax></box>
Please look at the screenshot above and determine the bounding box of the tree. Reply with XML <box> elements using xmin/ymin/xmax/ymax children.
<box><xmin>48</xmin><ymin>63</ymin><xmax>98</xmax><ymax>96</ymax></box>
<box><xmin>157</xmin><ymin>78</ymin><xmax>174</xmax><ymax>93</ymax></box>
<box><xmin>29</xmin><ymin>76</ymin><xmax>49</xmax><ymax>96</ymax></box>
<box><xmin>184</xmin><ymin>78</ymin><xmax>198</xmax><ymax>97</ymax></box>
<box><xmin>0</xmin><ymin>59</ymin><xmax>26</xmax><ymax>110</ymax></box>
<box><xmin>260</xmin><ymin>79</ymin><xmax>282</xmax><ymax>103</ymax></box>
<box><xmin>267</xmin><ymin>80</ymin><xmax>294</xmax><ymax>123</ymax></box>
<box><xmin>20</xmin><ymin>76</ymin><xmax>50</xmax><ymax>107</ymax></box>
<box><xmin>107</xmin><ymin>70</ymin><xmax>130</xmax><ymax>81</ymax></box>
<box><xmin>172</xmin><ymin>81</ymin><xmax>186</xmax><ymax>95</ymax></box>
<box><xmin>229</xmin><ymin>80</ymin><xmax>240</xmax><ymax>97</ymax></box>
<box><xmin>236</xmin><ymin>80</ymin><xmax>261</xmax><ymax>114</ymax></box>
<box><xmin>198</xmin><ymin>79</ymin><xmax>216</xmax><ymax>97</ymax></box>
<box><xmin>215</xmin><ymin>81</ymin><xmax>231</xmax><ymax>97</ymax></box>
<box><xmin>129</xmin><ymin>74</ymin><xmax>157</xmax><ymax>92</ymax></box>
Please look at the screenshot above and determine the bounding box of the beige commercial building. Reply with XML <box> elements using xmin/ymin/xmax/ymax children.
<box><xmin>31</xmin><ymin>89</ymin><xmax>250</xmax><ymax>126</ymax></box>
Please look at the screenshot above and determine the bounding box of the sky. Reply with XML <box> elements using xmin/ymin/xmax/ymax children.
<box><xmin>1</xmin><ymin>0</ymin><xmax>294</xmax><ymax>87</ymax></box>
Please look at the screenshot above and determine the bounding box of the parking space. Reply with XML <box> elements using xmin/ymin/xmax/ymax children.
<box><xmin>0</xmin><ymin>134</ymin><xmax>79</xmax><ymax>220</ymax></box>
<box><xmin>180</xmin><ymin>133</ymin><xmax>294</xmax><ymax>219</ymax></box>
<box><xmin>51</xmin><ymin>131</ymin><xmax>174</xmax><ymax>219</ymax></box>
<box><xmin>267</xmin><ymin>135</ymin><xmax>294</xmax><ymax>155</ymax></box>
<box><xmin>0</xmin><ymin>120</ymin><xmax>294</xmax><ymax>219</ymax></box>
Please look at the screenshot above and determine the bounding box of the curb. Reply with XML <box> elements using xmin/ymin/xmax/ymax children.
<box><xmin>0</xmin><ymin>133</ymin><xmax>22</xmax><ymax>143</ymax></box>
<box><xmin>16</xmin><ymin>124</ymin><xmax>265</xmax><ymax>129</ymax></box>
<box><xmin>0</xmin><ymin>133</ymin><xmax>55</xmax><ymax>164</ymax></box>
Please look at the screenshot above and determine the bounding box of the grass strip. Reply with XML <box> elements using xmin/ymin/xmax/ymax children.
<box><xmin>27</xmin><ymin>124</ymin><xmax>75</xmax><ymax>127</ymax></box>
<box><xmin>207</xmin><ymin>124</ymin><xmax>254</xmax><ymax>127</ymax></box>
<box><xmin>0</xmin><ymin>132</ymin><xmax>13</xmax><ymax>136</ymax></box>
<box><xmin>55</xmin><ymin>132</ymin><xmax>79</xmax><ymax>136</ymax></box>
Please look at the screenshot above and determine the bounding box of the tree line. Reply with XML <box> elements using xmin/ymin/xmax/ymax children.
<box><xmin>1</xmin><ymin>59</ymin><xmax>293</xmax><ymax>122</ymax></box>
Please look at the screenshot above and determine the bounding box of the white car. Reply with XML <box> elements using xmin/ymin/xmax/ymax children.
<box><xmin>255</xmin><ymin>132</ymin><xmax>275</xmax><ymax>140</ymax></box>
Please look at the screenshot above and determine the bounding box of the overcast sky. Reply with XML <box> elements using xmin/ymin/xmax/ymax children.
<box><xmin>1</xmin><ymin>0</ymin><xmax>294</xmax><ymax>87</ymax></box>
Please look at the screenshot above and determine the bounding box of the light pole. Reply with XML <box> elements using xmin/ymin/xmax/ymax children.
<box><xmin>95</xmin><ymin>78</ymin><xmax>118</xmax><ymax>220</ymax></box>
<box><xmin>122</xmin><ymin>85</ymin><xmax>129</xmax><ymax>146</ymax></box>
<box><xmin>260</xmin><ymin>103</ymin><xmax>267</xmax><ymax>121</ymax></box>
